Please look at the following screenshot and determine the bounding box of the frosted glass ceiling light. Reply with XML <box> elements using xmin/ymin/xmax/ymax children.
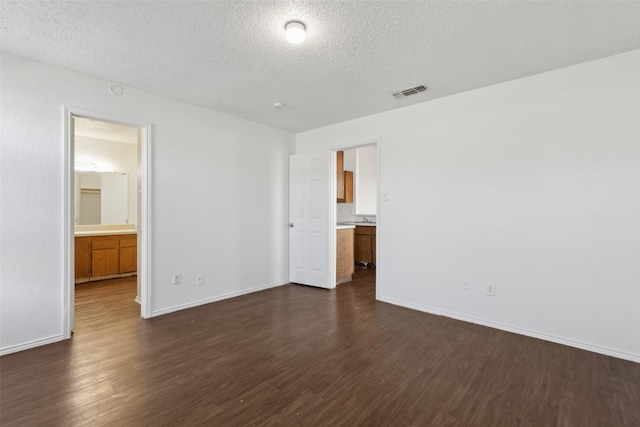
<box><xmin>285</xmin><ymin>21</ymin><xmax>306</xmax><ymax>44</ymax></box>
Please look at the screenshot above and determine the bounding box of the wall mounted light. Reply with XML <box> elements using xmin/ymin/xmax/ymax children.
<box><xmin>285</xmin><ymin>21</ymin><xmax>306</xmax><ymax>44</ymax></box>
<box><xmin>75</xmin><ymin>162</ymin><xmax>98</xmax><ymax>172</ymax></box>
<box><xmin>74</xmin><ymin>161</ymin><xmax>117</xmax><ymax>173</ymax></box>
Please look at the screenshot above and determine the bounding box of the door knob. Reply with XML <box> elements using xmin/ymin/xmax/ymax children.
<box><xmin>289</xmin><ymin>223</ymin><xmax>294</xmax><ymax>228</ymax></box>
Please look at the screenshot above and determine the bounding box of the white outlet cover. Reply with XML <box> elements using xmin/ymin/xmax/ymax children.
<box><xmin>486</xmin><ymin>283</ymin><xmax>496</xmax><ymax>296</ymax></box>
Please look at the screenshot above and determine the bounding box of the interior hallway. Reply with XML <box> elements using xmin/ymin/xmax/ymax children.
<box><xmin>1</xmin><ymin>269</ymin><xmax>639</xmax><ymax>426</ymax></box>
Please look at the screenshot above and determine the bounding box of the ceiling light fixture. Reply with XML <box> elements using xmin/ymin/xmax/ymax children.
<box><xmin>110</xmin><ymin>84</ymin><xmax>123</xmax><ymax>96</ymax></box>
<box><xmin>285</xmin><ymin>21</ymin><xmax>306</xmax><ymax>44</ymax></box>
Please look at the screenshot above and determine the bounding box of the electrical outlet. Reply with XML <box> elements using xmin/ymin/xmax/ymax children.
<box><xmin>172</xmin><ymin>273</ymin><xmax>181</xmax><ymax>285</ymax></box>
<box><xmin>462</xmin><ymin>278</ymin><xmax>469</xmax><ymax>290</ymax></box>
<box><xmin>197</xmin><ymin>274</ymin><xmax>205</xmax><ymax>286</ymax></box>
<box><xmin>486</xmin><ymin>283</ymin><xmax>496</xmax><ymax>296</ymax></box>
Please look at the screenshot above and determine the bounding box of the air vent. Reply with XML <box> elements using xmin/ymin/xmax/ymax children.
<box><xmin>392</xmin><ymin>85</ymin><xmax>427</xmax><ymax>99</ymax></box>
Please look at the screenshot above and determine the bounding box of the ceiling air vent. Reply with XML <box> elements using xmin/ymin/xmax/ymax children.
<box><xmin>392</xmin><ymin>84</ymin><xmax>427</xmax><ymax>99</ymax></box>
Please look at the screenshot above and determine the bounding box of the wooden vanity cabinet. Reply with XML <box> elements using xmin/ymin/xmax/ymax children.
<box><xmin>91</xmin><ymin>237</ymin><xmax>119</xmax><ymax>277</ymax></box>
<box><xmin>354</xmin><ymin>226</ymin><xmax>376</xmax><ymax>266</ymax></box>
<box><xmin>119</xmin><ymin>235</ymin><xmax>137</xmax><ymax>273</ymax></box>
<box><xmin>74</xmin><ymin>233</ymin><xmax>137</xmax><ymax>283</ymax></box>
<box><xmin>74</xmin><ymin>237</ymin><xmax>91</xmax><ymax>282</ymax></box>
<box><xmin>372</xmin><ymin>226</ymin><xmax>377</xmax><ymax>265</ymax></box>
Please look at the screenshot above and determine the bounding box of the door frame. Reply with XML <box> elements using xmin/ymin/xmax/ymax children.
<box><xmin>331</xmin><ymin>139</ymin><xmax>380</xmax><ymax>299</ymax></box>
<box><xmin>63</xmin><ymin>106</ymin><xmax>153</xmax><ymax>338</ymax></box>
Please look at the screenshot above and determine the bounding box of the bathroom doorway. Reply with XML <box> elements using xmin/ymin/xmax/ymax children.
<box><xmin>64</xmin><ymin>108</ymin><xmax>152</xmax><ymax>337</ymax></box>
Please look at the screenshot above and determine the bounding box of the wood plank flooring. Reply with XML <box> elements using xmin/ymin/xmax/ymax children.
<box><xmin>2</xmin><ymin>268</ymin><xmax>639</xmax><ymax>426</ymax></box>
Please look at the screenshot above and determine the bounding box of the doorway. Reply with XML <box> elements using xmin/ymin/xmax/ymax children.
<box><xmin>332</xmin><ymin>141</ymin><xmax>380</xmax><ymax>299</ymax></box>
<box><xmin>288</xmin><ymin>143</ymin><xmax>380</xmax><ymax>297</ymax></box>
<box><xmin>63</xmin><ymin>107</ymin><xmax>152</xmax><ymax>337</ymax></box>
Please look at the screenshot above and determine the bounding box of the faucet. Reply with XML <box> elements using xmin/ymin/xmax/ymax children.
<box><xmin>362</xmin><ymin>217</ymin><xmax>370</xmax><ymax>223</ymax></box>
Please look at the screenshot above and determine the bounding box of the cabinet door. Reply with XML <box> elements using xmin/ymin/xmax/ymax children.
<box><xmin>74</xmin><ymin>237</ymin><xmax>91</xmax><ymax>281</ymax></box>
<box><xmin>119</xmin><ymin>235</ymin><xmax>137</xmax><ymax>274</ymax></box>
<box><xmin>336</xmin><ymin>150</ymin><xmax>345</xmax><ymax>202</ymax></box>
<box><xmin>372</xmin><ymin>228</ymin><xmax>376</xmax><ymax>265</ymax></box>
<box><xmin>120</xmin><ymin>247</ymin><xmax>137</xmax><ymax>273</ymax></box>
<box><xmin>119</xmin><ymin>235</ymin><xmax>137</xmax><ymax>248</ymax></box>
<box><xmin>354</xmin><ymin>234</ymin><xmax>372</xmax><ymax>264</ymax></box>
<box><xmin>344</xmin><ymin>171</ymin><xmax>353</xmax><ymax>203</ymax></box>
<box><xmin>336</xmin><ymin>228</ymin><xmax>355</xmax><ymax>283</ymax></box>
<box><xmin>92</xmin><ymin>248</ymin><xmax>119</xmax><ymax>277</ymax></box>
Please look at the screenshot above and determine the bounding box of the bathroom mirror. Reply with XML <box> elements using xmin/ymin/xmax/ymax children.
<box><xmin>75</xmin><ymin>171</ymin><xmax>129</xmax><ymax>225</ymax></box>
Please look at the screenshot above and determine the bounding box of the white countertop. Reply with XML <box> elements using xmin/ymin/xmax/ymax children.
<box><xmin>336</xmin><ymin>224</ymin><xmax>356</xmax><ymax>230</ymax></box>
<box><xmin>75</xmin><ymin>230</ymin><xmax>137</xmax><ymax>237</ymax></box>
<box><xmin>337</xmin><ymin>222</ymin><xmax>377</xmax><ymax>227</ymax></box>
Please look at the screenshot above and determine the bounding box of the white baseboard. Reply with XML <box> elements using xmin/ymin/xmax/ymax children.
<box><xmin>134</xmin><ymin>295</ymin><xmax>141</xmax><ymax>305</ymax></box>
<box><xmin>0</xmin><ymin>334</ymin><xmax>66</xmax><ymax>356</ymax></box>
<box><xmin>378</xmin><ymin>296</ymin><xmax>640</xmax><ymax>364</ymax></box>
<box><xmin>151</xmin><ymin>280</ymin><xmax>289</xmax><ymax>317</ymax></box>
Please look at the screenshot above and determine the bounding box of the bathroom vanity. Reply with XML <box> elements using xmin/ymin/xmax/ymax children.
<box><xmin>74</xmin><ymin>230</ymin><xmax>137</xmax><ymax>283</ymax></box>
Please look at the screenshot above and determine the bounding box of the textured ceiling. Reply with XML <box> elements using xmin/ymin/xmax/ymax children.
<box><xmin>2</xmin><ymin>1</ymin><xmax>639</xmax><ymax>132</ymax></box>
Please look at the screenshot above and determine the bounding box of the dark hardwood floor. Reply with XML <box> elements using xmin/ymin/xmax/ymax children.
<box><xmin>2</xmin><ymin>268</ymin><xmax>639</xmax><ymax>426</ymax></box>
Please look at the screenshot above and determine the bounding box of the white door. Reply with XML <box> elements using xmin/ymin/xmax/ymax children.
<box><xmin>289</xmin><ymin>152</ymin><xmax>332</xmax><ymax>288</ymax></box>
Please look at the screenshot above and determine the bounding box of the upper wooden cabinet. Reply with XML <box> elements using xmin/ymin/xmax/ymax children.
<box><xmin>337</xmin><ymin>151</ymin><xmax>345</xmax><ymax>201</ymax></box>
<box><xmin>337</xmin><ymin>151</ymin><xmax>354</xmax><ymax>203</ymax></box>
<box><xmin>344</xmin><ymin>171</ymin><xmax>353</xmax><ymax>203</ymax></box>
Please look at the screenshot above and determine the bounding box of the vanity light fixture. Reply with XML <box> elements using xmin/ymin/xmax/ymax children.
<box><xmin>75</xmin><ymin>162</ymin><xmax>98</xmax><ymax>172</ymax></box>
<box><xmin>285</xmin><ymin>21</ymin><xmax>306</xmax><ymax>44</ymax></box>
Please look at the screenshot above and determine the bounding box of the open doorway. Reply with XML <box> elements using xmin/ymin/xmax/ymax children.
<box><xmin>74</xmin><ymin>116</ymin><xmax>139</xmax><ymax>304</ymax></box>
<box><xmin>63</xmin><ymin>108</ymin><xmax>152</xmax><ymax>337</ymax></box>
<box><xmin>288</xmin><ymin>143</ymin><xmax>380</xmax><ymax>297</ymax></box>
<box><xmin>332</xmin><ymin>142</ymin><xmax>379</xmax><ymax>298</ymax></box>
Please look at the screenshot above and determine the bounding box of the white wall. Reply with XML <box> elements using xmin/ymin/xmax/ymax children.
<box><xmin>0</xmin><ymin>53</ymin><xmax>294</xmax><ymax>354</ymax></box>
<box><xmin>355</xmin><ymin>145</ymin><xmax>377</xmax><ymax>215</ymax></box>
<box><xmin>297</xmin><ymin>50</ymin><xmax>640</xmax><ymax>362</ymax></box>
<box><xmin>75</xmin><ymin>136</ymin><xmax>138</xmax><ymax>225</ymax></box>
<box><xmin>343</xmin><ymin>148</ymin><xmax>356</xmax><ymax>171</ymax></box>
